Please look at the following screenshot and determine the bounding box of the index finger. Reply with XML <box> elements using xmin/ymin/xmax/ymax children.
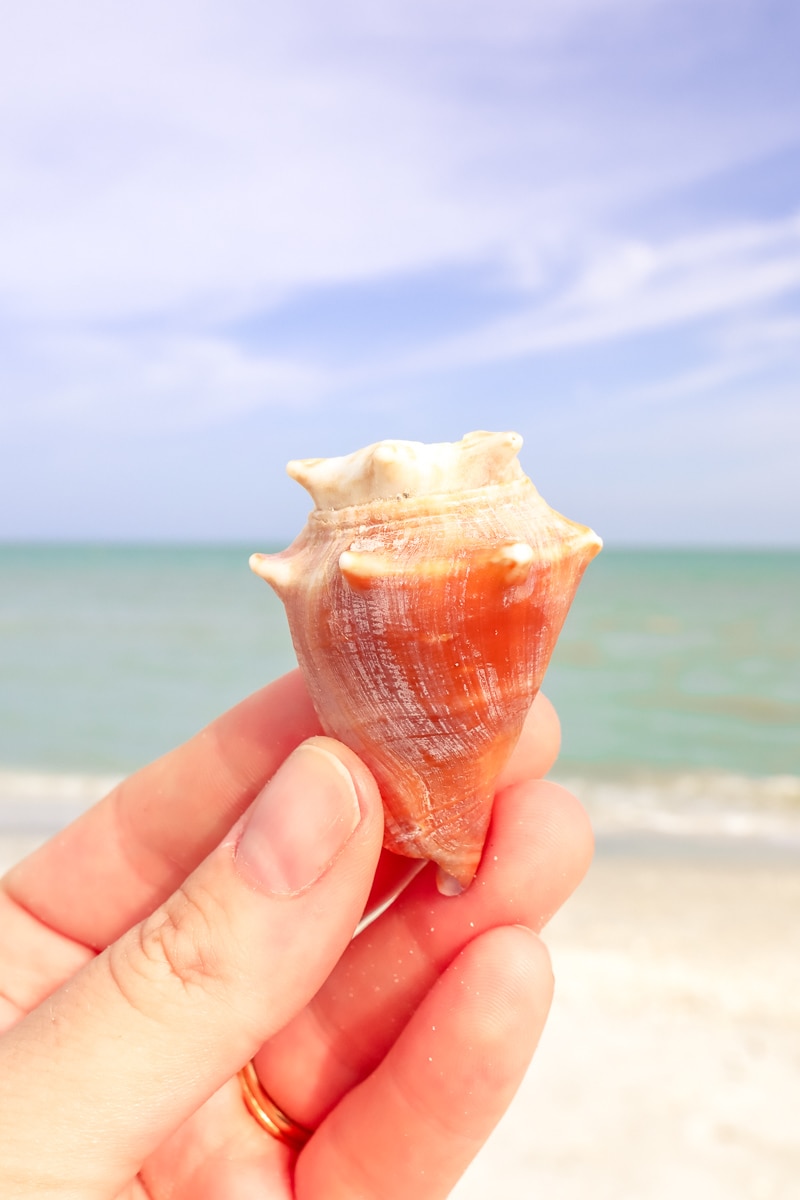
<box><xmin>3</xmin><ymin>677</ymin><xmax>561</xmax><ymax>952</ymax></box>
<box><xmin>4</xmin><ymin>671</ymin><xmax>321</xmax><ymax>948</ymax></box>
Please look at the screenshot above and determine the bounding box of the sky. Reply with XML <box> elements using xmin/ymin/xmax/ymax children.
<box><xmin>1</xmin><ymin>0</ymin><xmax>798</xmax><ymax>545</ymax></box>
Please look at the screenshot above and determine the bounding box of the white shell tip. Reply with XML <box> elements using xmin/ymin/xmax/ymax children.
<box><xmin>284</xmin><ymin>431</ymin><xmax>526</xmax><ymax>510</ymax></box>
<box><xmin>338</xmin><ymin>549</ymin><xmax>389</xmax><ymax>586</ymax></box>
<box><xmin>285</xmin><ymin>457</ymin><xmax>322</xmax><ymax>489</ymax></box>
<box><xmin>436</xmin><ymin>867</ymin><xmax>465</xmax><ymax>897</ymax></box>
<box><xmin>579</xmin><ymin>528</ymin><xmax>604</xmax><ymax>559</ymax></box>
<box><xmin>249</xmin><ymin>553</ymin><xmax>296</xmax><ymax>592</ymax></box>
<box><xmin>339</xmin><ymin>549</ymin><xmax>364</xmax><ymax>575</ymax></box>
<box><xmin>504</xmin><ymin>542</ymin><xmax>535</xmax><ymax>566</ymax></box>
<box><xmin>490</xmin><ymin>541</ymin><xmax>535</xmax><ymax>583</ymax></box>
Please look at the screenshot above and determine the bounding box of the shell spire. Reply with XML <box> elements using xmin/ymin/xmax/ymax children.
<box><xmin>252</xmin><ymin>431</ymin><xmax>601</xmax><ymax>891</ymax></box>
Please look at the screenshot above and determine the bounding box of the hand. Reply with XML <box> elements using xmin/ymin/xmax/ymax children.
<box><xmin>0</xmin><ymin>670</ymin><xmax>592</xmax><ymax>1199</ymax></box>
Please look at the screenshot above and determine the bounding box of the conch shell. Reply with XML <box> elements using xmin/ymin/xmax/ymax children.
<box><xmin>251</xmin><ymin>431</ymin><xmax>601</xmax><ymax>891</ymax></box>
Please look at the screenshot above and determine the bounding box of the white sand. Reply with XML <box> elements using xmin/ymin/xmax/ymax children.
<box><xmin>454</xmin><ymin>851</ymin><xmax>800</xmax><ymax>1200</ymax></box>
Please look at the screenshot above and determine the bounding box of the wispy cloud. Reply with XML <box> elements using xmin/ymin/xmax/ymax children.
<box><xmin>1</xmin><ymin>1</ymin><xmax>798</xmax><ymax>539</ymax></box>
<box><xmin>1</xmin><ymin>328</ymin><xmax>326</xmax><ymax>433</ymax></box>
<box><xmin>400</xmin><ymin>214</ymin><xmax>800</xmax><ymax>370</ymax></box>
<box><xmin>2</xmin><ymin>0</ymin><xmax>797</xmax><ymax>322</ymax></box>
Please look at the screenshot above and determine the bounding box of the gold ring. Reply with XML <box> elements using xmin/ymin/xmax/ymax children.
<box><xmin>238</xmin><ymin>1060</ymin><xmax>313</xmax><ymax>1151</ymax></box>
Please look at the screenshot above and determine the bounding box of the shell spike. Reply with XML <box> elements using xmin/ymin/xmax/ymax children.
<box><xmin>249</xmin><ymin>552</ymin><xmax>296</xmax><ymax>594</ymax></box>
<box><xmin>489</xmin><ymin>541</ymin><xmax>535</xmax><ymax>585</ymax></box>
<box><xmin>373</xmin><ymin>443</ymin><xmax>399</xmax><ymax>466</ymax></box>
<box><xmin>436</xmin><ymin>867</ymin><xmax>465</xmax><ymax>896</ymax></box>
<box><xmin>338</xmin><ymin>549</ymin><xmax>392</xmax><ymax>588</ymax></box>
<box><xmin>459</xmin><ymin>430</ymin><xmax>523</xmax><ymax>481</ymax></box>
<box><xmin>572</xmin><ymin>525</ymin><xmax>604</xmax><ymax>562</ymax></box>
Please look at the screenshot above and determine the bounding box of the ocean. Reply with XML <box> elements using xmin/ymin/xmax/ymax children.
<box><xmin>1</xmin><ymin>544</ymin><xmax>798</xmax><ymax>851</ymax></box>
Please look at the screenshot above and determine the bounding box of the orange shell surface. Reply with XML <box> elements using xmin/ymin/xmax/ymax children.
<box><xmin>253</xmin><ymin>439</ymin><xmax>601</xmax><ymax>889</ymax></box>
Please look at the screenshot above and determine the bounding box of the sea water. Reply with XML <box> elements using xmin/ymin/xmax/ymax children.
<box><xmin>1</xmin><ymin>544</ymin><xmax>798</xmax><ymax>847</ymax></box>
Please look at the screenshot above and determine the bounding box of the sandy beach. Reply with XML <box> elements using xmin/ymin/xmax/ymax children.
<box><xmin>455</xmin><ymin>843</ymin><xmax>800</xmax><ymax>1200</ymax></box>
<box><xmin>2</xmin><ymin>828</ymin><xmax>798</xmax><ymax>1198</ymax></box>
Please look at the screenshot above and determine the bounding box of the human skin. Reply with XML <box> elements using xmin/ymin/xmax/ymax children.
<box><xmin>0</xmin><ymin>670</ymin><xmax>593</xmax><ymax>1199</ymax></box>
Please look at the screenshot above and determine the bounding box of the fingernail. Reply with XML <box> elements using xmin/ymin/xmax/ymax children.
<box><xmin>236</xmin><ymin>741</ymin><xmax>362</xmax><ymax>894</ymax></box>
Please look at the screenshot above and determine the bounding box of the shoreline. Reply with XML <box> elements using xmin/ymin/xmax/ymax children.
<box><xmin>2</xmin><ymin>766</ymin><xmax>800</xmax><ymax>868</ymax></box>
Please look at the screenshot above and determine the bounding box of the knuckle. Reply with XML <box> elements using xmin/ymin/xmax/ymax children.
<box><xmin>107</xmin><ymin>880</ymin><xmax>229</xmax><ymax>1013</ymax></box>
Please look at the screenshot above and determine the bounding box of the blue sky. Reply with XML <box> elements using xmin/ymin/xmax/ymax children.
<box><xmin>1</xmin><ymin>0</ymin><xmax>798</xmax><ymax>545</ymax></box>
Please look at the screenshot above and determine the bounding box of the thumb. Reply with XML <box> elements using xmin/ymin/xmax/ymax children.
<box><xmin>0</xmin><ymin>738</ymin><xmax>383</xmax><ymax>1197</ymax></box>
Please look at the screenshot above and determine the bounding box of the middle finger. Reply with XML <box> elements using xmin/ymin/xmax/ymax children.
<box><xmin>254</xmin><ymin>772</ymin><xmax>593</xmax><ymax>1127</ymax></box>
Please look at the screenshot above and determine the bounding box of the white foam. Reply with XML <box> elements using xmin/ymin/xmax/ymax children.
<box><xmin>553</xmin><ymin>770</ymin><xmax>800</xmax><ymax>846</ymax></box>
<box><xmin>2</xmin><ymin>766</ymin><xmax>799</xmax><ymax>848</ymax></box>
<box><xmin>0</xmin><ymin>769</ymin><xmax>121</xmax><ymax>833</ymax></box>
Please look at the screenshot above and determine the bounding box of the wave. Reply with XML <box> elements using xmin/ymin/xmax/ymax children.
<box><xmin>2</xmin><ymin>766</ymin><xmax>799</xmax><ymax>850</ymax></box>
<box><xmin>554</xmin><ymin>770</ymin><xmax>800</xmax><ymax>846</ymax></box>
<box><xmin>0</xmin><ymin>769</ymin><xmax>122</xmax><ymax>833</ymax></box>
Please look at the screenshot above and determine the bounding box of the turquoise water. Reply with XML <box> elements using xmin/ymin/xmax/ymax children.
<box><xmin>0</xmin><ymin>544</ymin><xmax>797</xmax><ymax>782</ymax></box>
<box><xmin>546</xmin><ymin>549</ymin><xmax>800</xmax><ymax>777</ymax></box>
<box><xmin>0</xmin><ymin>544</ymin><xmax>295</xmax><ymax>773</ymax></box>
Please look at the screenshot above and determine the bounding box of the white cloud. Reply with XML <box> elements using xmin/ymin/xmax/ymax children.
<box><xmin>3</xmin><ymin>207</ymin><xmax>798</xmax><ymax>440</ymax></box>
<box><xmin>1</xmin><ymin>0</ymin><xmax>797</xmax><ymax>326</ymax></box>
<box><xmin>384</xmin><ymin>214</ymin><xmax>800</xmax><ymax>377</ymax></box>
<box><xmin>1</xmin><ymin>0</ymin><xmax>798</xmax><ymax>554</ymax></box>
<box><xmin>1</xmin><ymin>330</ymin><xmax>325</xmax><ymax>433</ymax></box>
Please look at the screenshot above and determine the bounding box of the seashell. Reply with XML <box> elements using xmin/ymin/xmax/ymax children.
<box><xmin>251</xmin><ymin>431</ymin><xmax>601</xmax><ymax>892</ymax></box>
